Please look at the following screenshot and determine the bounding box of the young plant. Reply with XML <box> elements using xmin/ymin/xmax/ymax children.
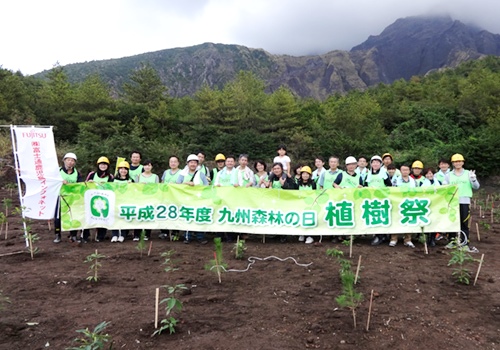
<box><xmin>447</xmin><ymin>238</ymin><xmax>479</xmax><ymax>285</ymax></box>
<box><xmin>152</xmin><ymin>284</ymin><xmax>187</xmax><ymax>336</ymax></box>
<box><xmin>3</xmin><ymin>183</ymin><xmax>17</xmax><ymax>197</ymax></box>
<box><xmin>204</xmin><ymin>237</ymin><xmax>228</xmax><ymax>283</ymax></box>
<box><xmin>479</xmin><ymin>221</ymin><xmax>491</xmax><ymax>231</ymax></box>
<box><xmin>160</xmin><ymin>250</ymin><xmax>179</xmax><ymax>273</ymax></box>
<box><xmin>136</xmin><ymin>229</ymin><xmax>146</xmax><ymax>258</ymax></box>
<box><xmin>0</xmin><ymin>290</ymin><xmax>11</xmax><ymax>311</ymax></box>
<box><xmin>326</xmin><ymin>248</ymin><xmax>363</xmax><ymax>329</ymax></box>
<box><xmin>85</xmin><ymin>249</ymin><xmax>106</xmax><ymax>283</ymax></box>
<box><xmin>23</xmin><ymin>231</ymin><xmax>39</xmax><ymax>260</ymax></box>
<box><xmin>232</xmin><ymin>238</ymin><xmax>246</xmax><ymax>260</ymax></box>
<box><xmin>0</xmin><ymin>212</ymin><xmax>6</xmax><ymax>239</ymax></box>
<box><xmin>67</xmin><ymin>321</ymin><xmax>112</xmax><ymax>350</ymax></box>
<box><xmin>2</xmin><ymin>198</ymin><xmax>12</xmax><ymax>217</ymax></box>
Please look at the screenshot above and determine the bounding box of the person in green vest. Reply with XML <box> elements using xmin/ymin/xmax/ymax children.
<box><xmin>421</xmin><ymin>167</ymin><xmax>442</xmax><ymax>247</ymax></box>
<box><xmin>355</xmin><ymin>156</ymin><xmax>369</xmax><ymax>183</ymax></box>
<box><xmin>297</xmin><ymin>165</ymin><xmax>316</xmax><ymax>245</ymax></box>
<box><xmin>334</xmin><ymin>156</ymin><xmax>363</xmax><ymax>189</ymax></box>
<box><xmin>196</xmin><ymin>151</ymin><xmax>210</xmax><ymax>182</ymax></box>
<box><xmin>133</xmin><ymin>160</ymin><xmax>159</xmax><ymax>241</ymax></box>
<box><xmin>390</xmin><ymin>164</ymin><xmax>416</xmax><ymax>248</ymax></box>
<box><xmin>318</xmin><ymin>156</ymin><xmax>342</xmax><ymax>189</ymax></box>
<box><xmin>54</xmin><ymin>152</ymin><xmax>82</xmax><ymax>243</ymax></box>
<box><xmin>213</xmin><ymin>155</ymin><xmax>235</xmax><ymax>187</ymax></box>
<box><xmin>312</xmin><ymin>157</ymin><xmax>326</xmax><ymax>184</ymax></box>
<box><xmin>253</xmin><ymin>160</ymin><xmax>269</xmax><ymax>188</ymax></box>
<box><xmin>232</xmin><ymin>154</ymin><xmax>255</xmax><ymax>188</ymax></box>
<box><xmin>410</xmin><ymin>160</ymin><xmax>425</xmax><ymax>186</ymax></box>
<box><xmin>382</xmin><ymin>153</ymin><xmax>401</xmax><ymax>178</ymax></box>
<box><xmin>364</xmin><ymin>155</ymin><xmax>392</xmax><ymax>246</ymax></box>
<box><xmin>161</xmin><ymin>156</ymin><xmax>182</xmax><ymax>184</ymax></box>
<box><xmin>176</xmin><ymin>154</ymin><xmax>209</xmax><ymax>244</ymax></box>
<box><xmin>111</xmin><ymin>161</ymin><xmax>134</xmax><ymax>243</ymax></box>
<box><xmin>210</xmin><ymin>153</ymin><xmax>226</xmax><ymax>184</ymax></box>
<box><xmin>434</xmin><ymin>158</ymin><xmax>450</xmax><ymax>184</ymax></box>
<box><xmin>128</xmin><ymin>150</ymin><xmax>144</xmax><ymax>180</ymax></box>
<box><xmin>444</xmin><ymin>153</ymin><xmax>480</xmax><ymax>253</ymax></box>
<box><xmin>83</xmin><ymin>156</ymin><xmax>114</xmax><ymax>242</ymax></box>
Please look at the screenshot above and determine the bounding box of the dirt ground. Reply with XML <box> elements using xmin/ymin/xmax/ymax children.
<box><xmin>0</xmin><ymin>187</ymin><xmax>499</xmax><ymax>350</ymax></box>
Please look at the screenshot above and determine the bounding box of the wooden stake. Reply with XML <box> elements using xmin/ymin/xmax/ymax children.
<box><xmin>349</xmin><ymin>235</ymin><xmax>353</xmax><ymax>258</ymax></box>
<box><xmin>366</xmin><ymin>289</ymin><xmax>374</xmax><ymax>331</ymax></box>
<box><xmin>479</xmin><ymin>206</ymin><xmax>482</xmax><ymax>218</ymax></box>
<box><xmin>491</xmin><ymin>208</ymin><xmax>494</xmax><ymax>224</ymax></box>
<box><xmin>214</xmin><ymin>252</ymin><xmax>221</xmax><ymax>284</ymax></box>
<box><xmin>5</xmin><ymin>222</ymin><xmax>8</xmax><ymax>240</ymax></box>
<box><xmin>352</xmin><ymin>308</ymin><xmax>357</xmax><ymax>329</ymax></box>
<box><xmin>354</xmin><ymin>255</ymin><xmax>362</xmax><ymax>284</ymax></box>
<box><xmin>476</xmin><ymin>222</ymin><xmax>480</xmax><ymax>242</ymax></box>
<box><xmin>148</xmin><ymin>241</ymin><xmax>153</xmax><ymax>256</ymax></box>
<box><xmin>29</xmin><ymin>234</ymin><xmax>34</xmax><ymax>260</ymax></box>
<box><xmin>473</xmin><ymin>254</ymin><xmax>485</xmax><ymax>286</ymax></box>
<box><xmin>47</xmin><ymin>220</ymin><xmax>51</xmax><ymax>231</ymax></box>
<box><xmin>155</xmin><ymin>287</ymin><xmax>160</xmax><ymax>328</ymax></box>
<box><xmin>0</xmin><ymin>250</ymin><xmax>25</xmax><ymax>257</ymax></box>
<box><xmin>424</xmin><ymin>240</ymin><xmax>428</xmax><ymax>255</ymax></box>
<box><xmin>236</xmin><ymin>235</ymin><xmax>240</xmax><ymax>259</ymax></box>
<box><xmin>262</xmin><ymin>235</ymin><xmax>265</xmax><ymax>244</ymax></box>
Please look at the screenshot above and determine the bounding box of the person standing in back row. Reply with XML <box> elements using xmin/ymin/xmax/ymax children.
<box><xmin>273</xmin><ymin>145</ymin><xmax>291</xmax><ymax>177</ymax></box>
<box><xmin>128</xmin><ymin>151</ymin><xmax>144</xmax><ymax>180</ymax></box>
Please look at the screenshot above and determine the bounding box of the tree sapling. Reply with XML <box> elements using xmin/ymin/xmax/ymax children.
<box><xmin>205</xmin><ymin>237</ymin><xmax>228</xmax><ymax>283</ymax></box>
<box><xmin>447</xmin><ymin>237</ymin><xmax>479</xmax><ymax>285</ymax></box>
<box><xmin>85</xmin><ymin>249</ymin><xmax>106</xmax><ymax>283</ymax></box>
<box><xmin>232</xmin><ymin>237</ymin><xmax>246</xmax><ymax>260</ymax></box>
<box><xmin>136</xmin><ymin>229</ymin><xmax>146</xmax><ymax>258</ymax></box>
<box><xmin>67</xmin><ymin>320</ymin><xmax>112</xmax><ymax>350</ymax></box>
<box><xmin>152</xmin><ymin>284</ymin><xmax>187</xmax><ymax>336</ymax></box>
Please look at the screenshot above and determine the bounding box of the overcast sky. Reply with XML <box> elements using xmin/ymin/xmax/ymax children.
<box><xmin>2</xmin><ymin>0</ymin><xmax>500</xmax><ymax>75</ymax></box>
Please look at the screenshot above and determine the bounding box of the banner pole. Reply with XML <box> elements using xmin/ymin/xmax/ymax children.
<box><xmin>10</xmin><ymin>125</ymin><xmax>29</xmax><ymax>247</ymax></box>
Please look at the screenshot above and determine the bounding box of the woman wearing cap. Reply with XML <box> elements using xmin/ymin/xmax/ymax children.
<box><xmin>83</xmin><ymin>156</ymin><xmax>114</xmax><ymax>242</ymax></box>
<box><xmin>210</xmin><ymin>154</ymin><xmax>226</xmax><ymax>184</ymax></box>
<box><xmin>364</xmin><ymin>155</ymin><xmax>393</xmax><ymax>246</ymax></box>
<box><xmin>111</xmin><ymin>161</ymin><xmax>134</xmax><ymax>243</ymax></box>
<box><xmin>444</xmin><ymin>153</ymin><xmax>480</xmax><ymax>253</ymax></box>
<box><xmin>297</xmin><ymin>165</ymin><xmax>316</xmax><ymax>244</ymax></box>
<box><xmin>54</xmin><ymin>152</ymin><xmax>83</xmax><ymax>243</ymax></box>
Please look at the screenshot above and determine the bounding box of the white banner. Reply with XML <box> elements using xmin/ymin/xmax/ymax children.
<box><xmin>13</xmin><ymin>126</ymin><xmax>62</xmax><ymax>220</ymax></box>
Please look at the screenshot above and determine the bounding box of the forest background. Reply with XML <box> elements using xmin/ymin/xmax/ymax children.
<box><xmin>1</xmin><ymin>56</ymin><xmax>500</xmax><ymax>177</ymax></box>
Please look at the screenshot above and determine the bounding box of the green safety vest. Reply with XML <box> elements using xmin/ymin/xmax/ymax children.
<box><xmin>396</xmin><ymin>178</ymin><xmax>414</xmax><ymax>188</ymax></box>
<box><xmin>435</xmin><ymin>170</ymin><xmax>448</xmax><ymax>184</ymax></box>
<box><xmin>129</xmin><ymin>165</ymin><xmax>144</xmax><ymax>180</ymax></box>
<box><xmin>92</xmin><ymin>173</ymin><xmax>109</xmax><ymax>183</ymax></box>
<box><xmin>413</xmin><ymin>176</ymin><xmax>425</xmax><ymax>187</ymax></box>
<box><xmin>449</xmin><ymin>170</ymin><xmax>473</xmax><ymax>198</ymax></box>
<box><xmin>60</xmin><ymin>168</ymin><xmax>78</xmax><ymax>183</ymax></box>
<box><xmin>366</xmin><ymin>172</ymin><xmax>387</xmax><ymax>188</ymax></box>
<box><xmin>299</xmin><ymin>184</ymin><xmax>314</xmax><ymax>191</ymax></box>
<box><xmin>163</xmin><ymin>170</ymin><xmax>181</xmax><ymax>184</ymax></box>
<box><xmin>137</xmin><ymin>173</ymin><xmax>159</xmax><ymax>184</ymax></box>
<box><xmin>271</xmin><ymin>179</ymin><xmax>282</xmax><ymax>189</ymax></box>
<box><xmin>339</xmin><ymin>171</ymin><xmax>361</xmax><ymax>188</ymax></box>
<box><xmin>322</xmin><ymin>170</ymin><xmax>341</xmax><ymax>189</ymax></box>
<box><xmin>218</xmin><ymin>170</ymin><xmax>233</xmax><ymax>187</ymax></box>
<box><xmin>114</xmin><ymin>178</ymin><xmax>129</xmax><ymax>184</ymax></box>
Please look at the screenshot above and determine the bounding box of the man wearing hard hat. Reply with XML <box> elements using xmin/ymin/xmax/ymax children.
<box><xmin>444</xmin><ymin>154</ymin><xmax>480</xmax><ymax>253</ymax></box>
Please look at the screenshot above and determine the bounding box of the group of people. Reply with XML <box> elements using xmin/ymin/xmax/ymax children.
<box><xmin>53</xmin><ymin>146</ymin><xmax>480</xmax><ymax>252</ymax></box>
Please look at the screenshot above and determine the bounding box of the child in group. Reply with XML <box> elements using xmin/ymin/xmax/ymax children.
<box><xmin>312</xmin><ymin>157</ymin><xmax>326</xmax><ymax>183</ymax></box>
<box><xmin>133</xmin><ymin>160</ymin><xmax>159</xmax><ymax>241</ymax></box>
<box><xmin>293</xmin><ymin>164</ymin><xmax>302</xmax><ymax>185</ymax></box>
<box><xmin>233</xmin><ymin>154</ymin><xmax>255</xmax><ymax>187</ymax></box>
<box><xmin>254</xmin><ymin>160</ymin><xmax>269</xmax><ymax>188</ymax></box>
<box><xmin>434</xmin><ymin>158</ymin><xmax>450</xmax><ymax>184</ymax></box>
<box><xmin>390</xmin><ymin>164</ymin><xmax>416</xmax><ymax>248</ymax></box>
<box><xmin>364</xmin><ymin>155</ymin><xmax>392</xmax><ymax>246</ymax></box>
<box><xmin>444</xmin><ymin>153</ymin><xmax>480</xmax><ymax>253</ymax></box>
<box><xmin>273</xmin><ymin>145</ymin><xmax>291</xmax><ymax>177</ymax></box>
<box><xmin>111</xmin><ymin>161</ymin><xmax>134</xmax><ymax>243</ymax></box>
<box><xmin>410</xmin><ymin>161</ymin><xmax>425</xmax><ymax>186</ymax></box>
<box><xmin>297</xmin><ymin>165</ymin><xmax>316</xmax><ymax>244</ymax></box>
<box><xmin>83</xmin><ymin>156</ymin><xmax>114</xmax><ymax>242</ymax></box>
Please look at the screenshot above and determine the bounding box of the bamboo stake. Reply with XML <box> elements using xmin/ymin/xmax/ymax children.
<box><xmin>476</xmin><ymin>222</ymin><xmax>480</xmax><ymax>242</ymax></box>
<box><xmin>491</xmin><ymin>207</ymin><xmax>494</xmax><ymax>224</ymax></box>
<box><xmin>5</xmin><ymin>222</ymin><xmax>8</xmax><ymax>240</ymax></box>
<box><xmin>352</xmin><ymin>308</ymin><xmax>357</xmax><ymax>329</ymax></box>
<box><xmin>479</xmin><ymin>206</ymin><xmax>482</xmax><ymax>218</ymax></box>
<box><xmin>236</xmin><ymin>235</ymin><xmax>240</xmax><ymax>259</ymax></box>
<box><xmin>29</xmin><ymin>234</ymin><xmax>34</xmax><ymax>260</ymax></box>
<box><xmin>262</xmin><ymin>235</ymin><xmax>265</xmax><ymax>244</ymax></box>
<box><xmin>349</xmin><ymin>235</ymin><xmax>353</xmax><ymax>258</ymax></box>
<box><xmin>366</xmin><ymin>289</ymin><xmax>374</xmax><ymax>331</ymax></box>
<box><xmin>47</xmin><ymin>220</ymin><xmax>51</xmax><ymax>231</ymax></box>
<box><xmin>424</xmin><ymin>240</ymin><xmax>428</xmax><ymax>255</ymax></box>
<box><xmin>473</xmin><ymin>254</ymin><xmax>485</xmax><ymax>286</ymax></box>
<box><xmin>0</xmin><ymin>223</ymin><xmax>3</xmax><ymax>239</ymax></box>
<box><xmin>354</xmin><ymin>255</ymin><xmax>362</xmax><ymax>284</ymax></box>
<box><xmin>214</xmin><ymin>251</ymin><xmax>221</xmax><ymax>284</ymax></box>
<box><xmin>155</xmin><ymin>287</ymin><xmax>160</xmax><ymax>328</ymax></box>
<box><xmin>148</xmin><ymin>241</ymin><xmax>153</xmax><ymax>256</ymax></box>
<box><xmin>0</xmin><ymin>250</ymin><xmax>25</xmax><ymax>257</ymax></box>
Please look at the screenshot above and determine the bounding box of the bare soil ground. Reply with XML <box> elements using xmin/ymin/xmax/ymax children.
<box><xmin>0</xmin><ymin>188</ymin><xmax>499</xmax><ymax>350</ymax></box>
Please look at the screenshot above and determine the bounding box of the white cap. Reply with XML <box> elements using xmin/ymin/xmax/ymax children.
<box><xmin>370</xmin><ymin>155</ymin><xmax>382</xmax><ymax>163</ymax></box>
<box><xmin>63</xmin><ymin>152</ymin><xmax>77</xmax><ymax>161</ymax></box>
<box><xmin>345</xmin><ymin>156</ymin><xmax>357</xmax><ymax>165</ymax></box>
<box><xmin>186</xmin><ymin>154</ymin><xmax>199</xmax><ymax>163</ymax></box>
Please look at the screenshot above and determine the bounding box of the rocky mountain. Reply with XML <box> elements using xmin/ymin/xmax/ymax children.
<box><xmin>38</xmin><ymin>15</ymin><xmax>500</xmax><ymax>100</ymax></box>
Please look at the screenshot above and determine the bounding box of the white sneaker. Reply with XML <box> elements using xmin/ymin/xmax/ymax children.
<box><xmin>298</xmin><ymin>235</ymin><xmax>305</xmax><ymax>242</ymax></box>
<box><xmin>404</xmin><ymin>241</ymin><xmax>415</xmax><ymax>248</ymax></box>
<box><xmin>133</xmin><ymin>237</ymin><xmax>139</xmax><ymax>242</ymax></box>
<box><xmin>305</xmin><ymin>237</ymin><xmax>314</xmax><ymax>244</ymax></box>
<box><xmin>144</xmin><ymin>236</ymin><xmax>149</xmax><ymax>241</ymax></box>
<box><xmin>389</xmin><ymin>240</ymin><xmax>397</xmax><ymax>247</ymax></box>
<box><xmin>118</xmin><ymin>236</ymin><xmax>125</xmax><ymax>243</ymax></box>
<box><xmin>465</xmin><ymin>245</ymin><xmax>479</xmax><ymax>253</ymax></box>
<box><xmin>111</xmin><ymin>236</ymin><xmax>118</xmax><ymax>243</ymax></box>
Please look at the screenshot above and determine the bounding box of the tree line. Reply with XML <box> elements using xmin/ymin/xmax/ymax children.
<box><xmin>1</xmin><ymin>57</ymin><xmax>500</xmax><ymax>176</ymax></box>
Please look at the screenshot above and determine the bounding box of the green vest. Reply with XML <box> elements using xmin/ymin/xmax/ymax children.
<box><xmin>339</xmin><ymin>171</ymin><xmax>361</xmax><ymax>188</ymax></box>
<box><xmin>163</xmin><ymin>170</ymin><xmax>181</xmax><ymax>184</ymax></box>
<box><xmin>435</xmin><ymin>170</ymin><xmax>449</xmax><ymax>184</ymax></box>
<box><xmin>129</xmin><ymin>165</ymin><xmax>143</xmax><ymax>180</ymax></box>
<box><xmin>218</xmin><ymin>170</ymin><xmax>233</xmax><ymax>187</ymax></box>
<box><xmin>413</xmin><ymin>176</ymin><xmax>425</xmax><ymax>187</ymax></box>
<box><xmin>449</xmin><ymin>170</ymin><xmax>473</xmax><ymax>198</ymax></box>
<box><xmin>60</xmin><ymin>168</ymin><xmax>78</xmax><ymax>183</ymax></box>
<box><xmin>114</xmin><ymin>178</ymin><xmax>129</xmax><ymax>184</ymax></box>
<box><xmin>299</xmin><ymin>184</ymin><xmax>314</xmax><ymax>191</ymax></box>
<box><xmin>137</xmin><ymin>173</ymin><xmax>158</xmax><ymax>184</ymax></box>
<box><xmin>322</xmin><ymin>170</ymin><xmax>341</xmax><ymax>189</ymax></box>
<box><xmin>93</xmin><ymin>173</ymin><xmax>109</xmax><ymax>183</ymax></box>
<box><xmin>367</xmin><ymin>172</ymin><xmax>387</xmax><ymax>188</ymax></box>
<box><xmin>271</xmin><ymin>179</ymin><xmax>282</xmax><ymax>189</ymax></box>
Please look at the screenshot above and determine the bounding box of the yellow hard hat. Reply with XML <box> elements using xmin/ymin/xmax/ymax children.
<box><xmin>301</xmin><ymin>166</ymin><xmax>312</xmax><ymax>174</ymax></box>
<box><xmin>117</xmin><ymin>161</ymin><xmax>130</xmax><ymax>169</ymax></box>
<box><xmin>382</xmin><ymin>153</ymin><xmax>393</xmax><ymax>160</ymax></box>
<box><xmin>215</xmin><ymin>153</ymin><xmax>226</xmax><ymax>161</ymax></box>
<box><xmin>97</xmin><ymin>156</ymin><xmax>110</xmax><ymax>165</ymax></box>
<box><xmin>451</xmin><ymin>153</ymin><xmax>465</xmax><ymax>162</ymax></box>
<box><xmin>412</xmin><ymin>160</ymin><xmax>424</xmax><ymax>169</ymax></box>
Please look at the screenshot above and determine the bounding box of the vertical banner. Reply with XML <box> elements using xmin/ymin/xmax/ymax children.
<box><xmin>12</xmin><ymin>126</ymin><xmax>62</xmax><ymax>219</ymax></box>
